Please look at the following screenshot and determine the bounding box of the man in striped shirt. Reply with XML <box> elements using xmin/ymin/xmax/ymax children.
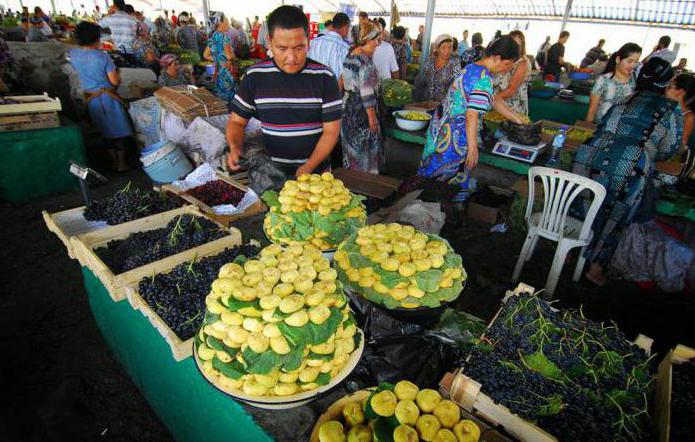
<box><xmin>98</xmin><ymin>0</ymin><xmax>138</xmax><ymax>54</ymax></box>
<box><xmin>227</xmin><ymin>5</ymin><xmax>342</xmax><ymax>178</ymax></box>
<box><xmin>307</xmin><ymin>12</ymin><xmax>350</xmax><ymax>79</ymax></box>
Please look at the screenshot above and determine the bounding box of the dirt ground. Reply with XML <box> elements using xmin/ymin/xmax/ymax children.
<box><xmin>2</xmin><ymin>137</ymin><xmax>695</xmax><ymax>441</ymax></box>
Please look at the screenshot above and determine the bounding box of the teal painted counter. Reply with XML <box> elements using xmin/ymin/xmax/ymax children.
<box><xmin>82</xmin><ymin>267</ymin><xmax>272</xmax><ymax>442</ymax></box>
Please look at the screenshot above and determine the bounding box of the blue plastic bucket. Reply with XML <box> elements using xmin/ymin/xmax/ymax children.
<box><xmin>141</xmin><ymin>141</ymin><xmax>193</xmax><ymax>184</ymax></box>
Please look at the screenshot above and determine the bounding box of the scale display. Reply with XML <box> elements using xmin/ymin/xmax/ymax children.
<box><xmin>492</xmin><ymin>138</ymin><xmax>547</xmax><ymax>164</ymax></box>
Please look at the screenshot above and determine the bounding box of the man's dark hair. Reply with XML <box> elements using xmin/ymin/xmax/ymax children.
<box><xmin>391</xmin><ymin>26</ymin><xmax>405</xmax><ymax>40</ymax></box>
<box><xmin>598</xmin><ymin>38</ymin><xmax>605</xmax><ymax>45</ymax></box>
<box><xmin>324</xmin><ymin>19</ymin><xmax>332</xmax><ymax>27</ymax></box>
<box><xmin>658</xmin><ymin>35</ymin><xmax>671</xmax><ymax>48</ymax></box>
<box><xmin>179</xmin><ymin>11</ymin><xmax>189</xmax><ymax>17</ymax></box>
<box><xmin>267</xmin><ymin>5</ymin><xmax>308</xmax><ymax>37</ymax></box>
<box><xmin>124</xmin><ymin>4</ymin><xmax>134</xmax><ymax>14</ymax></box>
<box><xmin>113</xmin><ymin>0</ymin><xmax>126</xmax><ymax>11</ymax></box>
<box><xmin>359</xmin><ymin>11</ymin><xmax>368</xmax><ymax>19</ymax></box>
<box><xmin>559</xmin><ymin>30</ymin><xmax>570</xmax><ymax>39</ymax></box>
<box><xmin>75</xmin><ymin>21</ymin><xmax>102</xmax><ymax>46</ymax></box>
<box><xmin>332</xmin><ymin>12</ymin><xmax>349</xmax><ymax>29</ymax></box>
<box><xmin>452</xmin><ymin>37</ymin><xmax>458</xmax><ymax>51</ymax></box>
<box><xmin>377</xmin><ymin>17</ymin><xmax>386</xmax><ymax>29</ymax></box>
<box><xmin>472</xmin><ymin>32</ymin><xmax>483</xmax><ymax>46</ymax></box>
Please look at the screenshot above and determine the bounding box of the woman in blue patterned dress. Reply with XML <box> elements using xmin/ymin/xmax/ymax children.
<box><xmin>68</xmin><ymin>21</ymin><xmax>133</xmax><ymax>171</ymax></box>
<box><xmin>572</xmin><ymin>58</ymin><xmax>693</xmax><ymax>286</ymax></box>
<box><xmin>340</xmin><ymin>22</ymin><xmax>382</xmax><ymax>173</ymax></box>
<box><xmin>417</xmin><ymin>36</ymin><xmax>526</xmax><ymax>202</ymax></box>
<box><xmin>204</xmin><ymin>11</ymin><xmax>237</xmax><ymax>105</ymax></box>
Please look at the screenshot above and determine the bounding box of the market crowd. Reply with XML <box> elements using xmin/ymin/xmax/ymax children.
<box><xmin>1</xmin><ymin>2</ymin><xmax>695</xmax><ymax>289</ymax></box>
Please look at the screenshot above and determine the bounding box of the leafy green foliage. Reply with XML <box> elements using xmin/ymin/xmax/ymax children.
<box><xmin>308</xmin><ymin>352</ymin><xmax>335</xmax><ymax>360</ymax></box>
<box><xmin>414</xmin><ymin>269</ymin><xmax>444</xmax><ymax>292</ymax></box>
<box><xmin>315</xmin><ymin>372</ymin><xmax>331</xmax><ymax>386</ymax></box>
<box><xmin>226</xmin><ymin>299</ymin><xmax>261</xmax><ymax>313</ymax></box>
<box><xmin>520</xmin><ymin>351</ymin><xmax>565</xmax><ymax>381</ymax></box>
<box><xmin>277</xmin><ymin>307</ymin><xmax>343</xmax><ymax>347</ymax></box>
<box><xmin>212</xmin><ymin>356</ymin><xmax>245</xmax><ymax>380</ymax></box>
<box><xmin>242</xmin><ymin>347</ymin><xmax>285</xmax><ymax>375</ymax></box>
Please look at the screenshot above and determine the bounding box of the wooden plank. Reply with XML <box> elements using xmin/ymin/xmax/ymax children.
<box><xmin>0</xmin><ymin>112</ymin><xmax>59</xmax><ymax>132</ymax></box>
<box><xmin>655</xmin><ymin>344</ymin><xmax>695</xmax><ymax>442</ymax></box>
<box><xmin>42</xmin><ymin>207</ymin><xmax>88</xmax><ymax>259</ymax></box>
<box><xmin>0</xmin><ymin>94</ymin><xmax>62</xmax><ymax>115</ymax></box>
<box><xmin>123</xmin><ymin>234</ymin><xmax>242</xmax><ymax>361</ymax></box>
<box><xmin>333</xmin><ymin>168</ymin><xmax>402</xmax><ymax>200</ymax></box>
<box><xmin>71</xmin><ymin>205</ymin><xmax>240</xmax><ymax>302</ymax></box>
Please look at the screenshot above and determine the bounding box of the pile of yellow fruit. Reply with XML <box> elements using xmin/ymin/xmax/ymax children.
<box><xmin>318</xmin><ymin>381</ymin><xmax>481</xmax><ymax>441</ymax></box>
<box><xmin>334</xmin><ymin>224</ymin><xmax>466</xmax><ymax>309</ymax></box>
<box><xmin>196</xmin><ymin>243</ymin><xmax>362</xmax><ymax>397</ymax></box>
<box><xmin>262</xmin><ymin>173</ymin><xmax>367</xmax><ymax>251</ymax></box>
<box><xmin>399</xmin><ymin>111</ymin><xmax>431</xmax><ymax>122</ymax></box>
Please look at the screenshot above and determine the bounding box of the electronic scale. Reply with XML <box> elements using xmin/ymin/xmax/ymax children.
<box><xmin>491</xmin><ymin>137</ymin><xmax>548</xmax><ymax>164</ymax></box>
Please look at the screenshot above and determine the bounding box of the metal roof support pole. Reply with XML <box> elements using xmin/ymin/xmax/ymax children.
<box><xmin>560</xmin><ymin>0</ymin><xmax>573</xmax><ymax>32</ymax></box>
<box><xmin>202</xmin><ymin>0</ymin><xmax>210</xmax><ymax>31</ymax></box>
<box><xmin>419</xmin><ymin>0</ymin><xmax>436</xmax><ymax>77</ymax></box>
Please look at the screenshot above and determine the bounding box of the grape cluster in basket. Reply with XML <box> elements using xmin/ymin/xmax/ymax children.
<box><xmin>196</xmin><ymin>243</ymin><xmax>361</xmax><ymax>397</ymax></box>
<box><xmin>84</xmin><ymin>183</ymin><xmax>179</xmax><ymax>225</ymax></box>
<box><xmin>186</xmin><ymin>180</ymin><xmax>246</xmax><ymax>207</ymax></box>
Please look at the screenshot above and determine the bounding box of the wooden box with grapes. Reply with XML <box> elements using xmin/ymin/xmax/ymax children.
<box><xmin>123</xmin><ymin>242</ymin><xmax>254</xmax><ymax>361</ymax></box>
<box><xmin>654</xmin><ymin>344</ymin><xmax>695</xmax><ymax>442</ymax></box>
<box><xmin>71</xmin><ymin>205</ymin><xmax>241</xmax><ymax>302</ymax></box>
<box><xmin>440</xmin><ymin>284</ymin><xmax>654</xmax><ymax>442</ymax></box>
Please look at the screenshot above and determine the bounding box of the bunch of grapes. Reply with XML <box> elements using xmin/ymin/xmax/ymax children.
<box><xmin>84</xmin><ymin>184</ymin><xmax>179</xmax><ymax>225</ymax></box>
<box><xmin>186</xmin><ymin>180</ymin><xmax>246</xmax><ymax>207</ymax></box>
<box><xmin>671</xmin><ymin>359</ymin><xmax>695</xmax><ymax>442</ymax></box>
<box><xmin>138</xmin><ymin>244</ymin><xmax>260</xmax><ymax>340</ymax></box>
<box><xmin>463</xmin><ymin>294</ymin><xmax>652</xmax><ymax>441</ymax></box>
<box><xmin>96</xmin><ymin>215</ymin><xmax>227</xmax><ymax>274</ymax></box>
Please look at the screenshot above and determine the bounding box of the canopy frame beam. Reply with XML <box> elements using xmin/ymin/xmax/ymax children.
<box><xmin>418</xmin><ymin>0</ymin><xmax>436</xmax><ymax>77</ymax></box>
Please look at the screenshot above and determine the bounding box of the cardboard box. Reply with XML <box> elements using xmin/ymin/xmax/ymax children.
<box><xmin>467</xmin><ymin>186</ymin><xmax>515</xmax><ymax>224</ymax></box>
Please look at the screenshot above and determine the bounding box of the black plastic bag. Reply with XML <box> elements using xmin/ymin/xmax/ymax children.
<box><xmin>347</xmin><ymin>294</ymin><xmax>486</xmax><ymax>390</ymax></box>
<box><xmin>239</xmin><ymin>149</ymin><xmax>287</xmax><ymax>196</ymax></box>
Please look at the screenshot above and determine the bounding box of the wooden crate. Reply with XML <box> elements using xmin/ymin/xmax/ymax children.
<box><xmin>162</xmin><ymin>172</ymin><xmax>265</xmax><ymax>227</ymax></box>
<box><xmin>70</xmin><ymin>205</ymin><xmax>241</xmax><ymax>302</ymax></box>
<box><xmin>333</xmin><ymin>168</ymin><xmax>402</xmax><ymax>200</ymax></box>
<box><xmin>0</xmin><ymin>111</ymin><xmax>59</xmax><ymax>132</ymax></box>
<box><xmin>655</xmin><ymin>344</ymin><xmax>695</xmax><ymax>442</ymax></box>
<box><xmin>439</xmin><ymin>283</ymin><xmax>653</xmax><ymax>442</ymax></box>
<box><xmin>0</xmin><ymin>93</ymin><xmax>62</xmax><ymax>115</ymax></box>
<box><xmin>42</xmin><ymin>192</ymin><xmax>188</xmax><ymax>260</ymax></box>
<box><xmin>123</xmin><ymin>238</ymin><xmax>242</xmax><ymax>361</ymax></box>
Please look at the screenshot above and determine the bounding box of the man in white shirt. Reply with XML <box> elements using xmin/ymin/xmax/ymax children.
<box><xmin>643</xmin><ymin>35</ymin><xmax>677</xmax><ymax>65</ymax></box>
<box><xmin>98</xmin><ymin>0</ymin><xmax>138</xmax><ymax>53</ymax></box>
<box><xmin>372</xmin><ymin>24</ymin><xmax>399</xmax><ymax>80</ymax></box>
<box><xmin>307</xmin><ymin>12</ymin><xmax>350</xmax><ymax>79</ymax></box>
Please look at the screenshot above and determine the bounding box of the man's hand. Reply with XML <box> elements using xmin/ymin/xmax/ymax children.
<box><xmin>226</xmin><ymin>148</ymin><xmax>242</xmax><ymax>171</ymax></box>
<box><xmin>295</xmin><ymin>163</ymin><xmax>315</xmax><ymax>177</ymax></box>
<box><xmin>465</xmin><ymin>145</ymin><xmax>479</xmax><ymax>170</ymax></box>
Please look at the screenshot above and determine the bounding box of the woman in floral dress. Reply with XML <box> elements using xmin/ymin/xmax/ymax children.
<box><xmin>339</xmin><ymin>22</ymin><xmax>382</xmax><ymax>173</ymax></box>
<box><xmin>417</xmin><ymin>36</ymin><xmax>525</xmax><ymax>202</ymax></box>
<box><xmin>204</xmin><ymin>11</ymin><xmax>237</xmax><ymax>104</ymax></box>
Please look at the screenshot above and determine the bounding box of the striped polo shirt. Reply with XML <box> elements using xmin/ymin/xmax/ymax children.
<box><xmin>230</xmin><ymin>58</ymin><xmax>342</xmax><ymax>164</ymax></box>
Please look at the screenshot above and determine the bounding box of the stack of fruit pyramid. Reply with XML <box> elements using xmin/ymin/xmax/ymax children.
<box><xmin>196</xmin><ymin>243</ymin><xmax>362</xmax><ymax>397</ymax></box>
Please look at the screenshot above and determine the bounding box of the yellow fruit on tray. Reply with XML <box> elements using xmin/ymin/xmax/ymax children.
<box><xmin>197</xmin><ymin>243</ymin><xmax>361</xmax><ymax>398</ymax></box>
<box><xmin>416</xmin><ymin>389</ymin><xmax>442</xmax><ymax>413</ymax></box>
<box><xmin>343</xmin><ymin>401</ymin><xmax>366</xmax><ymax>427</ymax></box>
<box><xmin>262</xmin><ymin>174</ymin><xmax>367</xmax><ymax>251</ymax></box>
<box><xmin>395</xmin><ymin>399</ymin><xmax>421</xmax><ymax>425</ymax></box>
<box><xmin>416</xmin><ymin>414</ymin><xmax>441</xmax><ymax>441</ymax></box>
<box><xmin>319</xmin><ymin>421</ymin><xmax>346</xmax><ymax>442</ymax></box>
<box><xmin>335</xmin><ymin>223</ymin><xmax>466</xmax><ymax>309</ymax></box>
<box><xmin>453</xmin><ymin>420</ymin><xmax>481</xmax><ymax>442</ymax></box>
<box><xmin>393</xmin><ymin>424</ymin><xmax>419</xmax><ymax>442</ymax></box>
<box><xmin>371</xmin><ymin>390</ymin><xmax>399</xmax><ymax>417</ymax></box>
<box><xmin>433</xmin><ymin>400</ymin><xmax>461</xmax><ymax>428</ymax></box>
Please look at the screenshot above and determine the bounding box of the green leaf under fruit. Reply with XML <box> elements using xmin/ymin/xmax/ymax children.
<box><xmin>212</xmin><ymin>356</ymin><xmax>245</xmax><ymax>380</ymax></box>
<box><xmin>226</xmin><ymin>299</ymin><xmax>261</xmax><ymax>313</ymax></box>
<box><xmin>520</xmin><ymin>350</ymin><xmax>565</xmax><ymax>381</ymax></box>
<box><xmin>261</xmin><ymin>191</ymin><xmax>280</xmax><ymax>208</ymax></box>
<box><xmin>414</xmin><ymin>269</ymin><xmax>444</xmax><ymax>293</ymax></box>
<box><xmin>277</xmin><ymin>307</ymin><xmax>343</xmax><ymax>346</ymax></box>
<box><xmin>241</xmin><ymin>347</ymin><xmax>283</xmax><ymax>374</ymax></box>
<box><xmin>308</xmin><ymin>352</ymin><xmax>335</xmax><ymax>361</ymax></box>
<box><xmin>282</xmin><ymin>346</ymin><xmax>304</xmax><ymax>372</ymax></box>
<box><xmin>315</xmin><ymin>372</ymin><xmax>331</xmax><ymax>386</ymax></box>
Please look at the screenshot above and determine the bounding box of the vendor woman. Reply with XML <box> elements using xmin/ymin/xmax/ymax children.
<box><xmin>68</xmin><ymin>21</ymin><xmax>133</xmax><ymax>171</ymax></box>
<box><xmin>158</xmin><ymin>54</ymin><xmax>195</xmax><ymax>87</ymax></box>
<box><xmin>585</xmin><ymin>43</ymin><xmax>642</xmax><ymax>123</ymax></box>
<box><xmin>417</xmin><ymin>36</ymin><xmax>526</xmax><ymax>202</ymax></box>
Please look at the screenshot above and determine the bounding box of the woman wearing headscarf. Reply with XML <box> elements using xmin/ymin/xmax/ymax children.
<box><xmin>204</xmin><ymin>11</ymin><xmax>237</xmax><ymax>104</ymax></box>
<box><xmin>572</xmin><ymin>58</ymin><xmax>692</xmax><ymax>286</ymax></box>
<box><xmin>493</xmin><ymin>30</ymin><xmax>531</xmax><ymax>116</ymax></box>
<box><xmin>158</xmin><ymin>54</ymin><xmax>194</xmax><ymax>87</ymax></box>
<box><xmin>417</xmin><ymin>36</ymin><xmax>526</xmax><ymax>202</ymax></box>
<box><xmin>340</xmin><ymin>22</ymin><xmax>382</xmax><ymax>173</ymax></box>
<box><xmin>415</xmin><ymin>34</ymin><xmax>462</xmax><ymax>102</ymax></box>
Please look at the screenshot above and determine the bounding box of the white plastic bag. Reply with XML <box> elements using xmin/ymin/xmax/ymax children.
<box><xmin>170</xmin><ymin>163</ymin><xmax>259</xmax><ymax>216</ymax></box>
<box><xmin>397</xmin><ymin>200</ymin><xmax>446</xmax><ymax>234</ymax></box>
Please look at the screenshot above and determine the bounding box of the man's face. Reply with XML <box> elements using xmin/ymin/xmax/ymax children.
<box><xmin>270</xmin><ymin>27</ymin><xmax>309</xmax><ymax>74</ymax></box>
<box><xmin>463</xmin><ymin>31</ymin><xmax>468</xmax><ymax>39</ymax></box>
<box><xmin>419</xmin><ymin>25</ymin><xmax>424</xmax><ymax>33</ymax></box>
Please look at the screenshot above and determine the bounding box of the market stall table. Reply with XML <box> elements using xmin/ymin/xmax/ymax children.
<box><xmin>0</xmin><ymin>122</ymin><xmax>86</xmax><ymax>202</ymax></box>
<box><xmin>528</xmin><ymin>96</ymin><xmax>588</xmax><ymax>125</ymax></box>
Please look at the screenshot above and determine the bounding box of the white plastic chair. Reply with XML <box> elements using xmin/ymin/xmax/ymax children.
<box><xmin>512</xmin><ymin>166</ymin><xmax>606</xmax><ymax>297</ymax></box>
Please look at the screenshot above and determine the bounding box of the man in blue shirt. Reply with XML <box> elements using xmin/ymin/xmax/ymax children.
<box><xmin>307</xmin><ymin>12</ymin><xmax>350</xmax><ymax>80</ymax></box>
<box><xmin>457</xmin><ymin>30</ymin><xmax>469</xmax><ymax>58</ymax></box>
